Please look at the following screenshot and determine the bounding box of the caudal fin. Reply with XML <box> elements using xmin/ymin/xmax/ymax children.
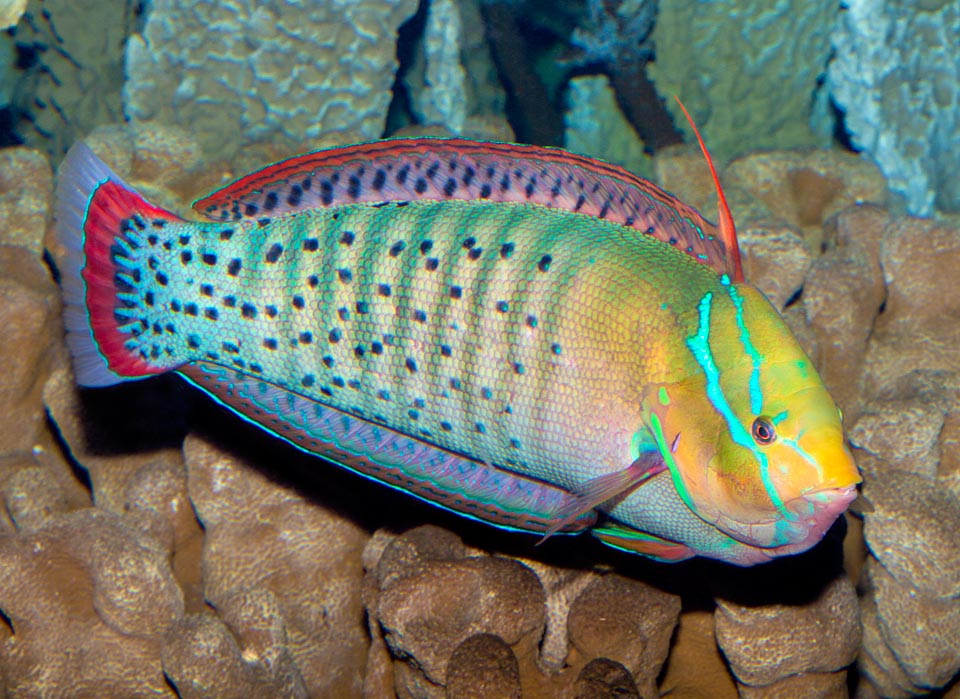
<box><xmin>54</xmin><ymin>142</ymin><xmax>184</xmax><ymax>386</ymax></box>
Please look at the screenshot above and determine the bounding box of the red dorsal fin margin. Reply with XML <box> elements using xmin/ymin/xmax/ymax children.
<box><xmin>674</xmin><ymin>97</ymin><xmax>743</xmax><ymax>283</ymax></box>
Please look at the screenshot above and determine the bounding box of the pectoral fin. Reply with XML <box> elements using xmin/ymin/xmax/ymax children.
<box><xmin>539</xmin><ymin>451</ymin><xmax>666</xmax><ymax>542</ymax></box>
<box><xmin>592</xmin><ymin>524</ymin><xmax>695</xmax><ymax>562</ymax></box>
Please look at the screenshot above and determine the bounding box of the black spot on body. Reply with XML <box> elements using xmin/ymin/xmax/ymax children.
<box><xmin>356</xmin><ymin>301</ymin><xmax>369</xmax><ymax>314</ymax></box>
<box><xmin>449</xmin><ymin>285</ymin><xmax>462</xmax><ymax>299</ymax></box>
<box><xmin>205</xmin><ymin>307</ymin><xmax>219</xmax><ymax>320</ymax></box>
<box><xmin>338</xmin><ymin>268</ymin><xmax>353</xmax><ymax>283</ymax></box>
<box><xmin>420</xmin><ymin>240</ymin><xmax>434</xmax><ymax>254</ymax></box>
<box><xmin>257</xmin><ymin>218</ymin><xmax>271</xmax><ymax>228</ymax></box>
<box><xmin>265</xmin><ymin>243</ymin><xmax>283</xmax><ymax>263</ymax></box>
<box><xmin>396</xmin><ymin>165</ymin><xmax>409</xmax><ymax>186</ymax></box>
<box><xmin>389</xmin><ymin>240</ymin><xmax>405</xmax><ymax>257</ymax></box>
<box><xmin>340</xmin><ymin>230</ymin><xmax>355</xmax><ymax>246</ymax></box>
<box><xmin>440</xmin><ymin>344</ymin><xmax>452</xmax><ymax>357</ymax></box>
<box><xmin>462</xmin><ymin>236</ymin><xmax>476</xmax><ymax>249</ymax></box>
<box><xmin>244</xmin><ymin>203</ymin><xmax>258</xmax><ymax>217</ymax></box>
<box><xmin>241</xmin><ymin>303</ymin><xmax>257</xmax><ymax>319</ymax></box>
<box><xmin>287</xmin><ymin>185</ymin><xmax>303</xmax><ymax>207</ymax></box>
<box><xmin>414</xmin><ymin>177</ymin><xmax>428</xmax><ymax>194</ymax></box>
<box><xmin>348</xmin><ymin>174</ymin><xmax>361</xmax><ymax>199</ymax></box>
<box><xmin>468</xmin><ymin>247</ymin><xmax>482</xmax><ymax>260</ymax></box>
<box><xmin>443</xmin><ymin>178</ymin><xmax>457</xmax><ymax>196</ymax></box>
<box><xmin>200</xmin><ymin>284</ymin><xmax>213</xmax><ymax>297</ymax></box>
<box><xmin>184</xmin><ymin>303</ymin><xmax>198</xmax><ymax>316</ymax></box>
<box><xmin>574</xmin><ymin>194</ymin><xmax>586</xmax><ymax>211</ymax></box>
<box><xmin>463</xmin><ymin>166</ymin><xmax>475</xmax><ymax>186</ymax></box>
<box><xmin>307</xmin><ymin>275</ymin><xmax>319</xmax><ymax>288</ymax></box>
<box><xmin>496</xmin><ymin>300</ymin><xmax>508</xmax><ymax>313</ymax></box>
<box><xmin>378</xmin><ymin>284</ymin><xmax>391</xmax><ymax>297</ymax></box>
<box><xmin>440</xmin><ymin>421</ymin><xmax>452</xmax><ymax>431</ymax></box>
<box><xmin>338</xmin><ymin>307</ymin><xmax>350</xmax><ymax>321</ymax></box>
<box><xmin>425</xmin><ymin>258</ymin><xmax>439</xmax><ymax>271</ymax></box>
<box><xmin>479</xmin><ymin>183</ymin><xmax>492</xmax><ymax>198</ymax></box>
<box><xmin>299</xmin><ymin>331</ymin><xmax>313</xmax><ymax>344</ymax></box>
<box><xmin>220</xmin><ymin>228</ymin><xmax>234</xmax><ymax>241</ymax></box>
<box><xmin>328</xmin><ymin>328</ymin><xmax>342</xmax><ymax>343</ymax></box>
<box><xmin>354</xmin><ymin>345</ymin><xmax>365</xmax><ymax>358</ymax></box>
<box><xmin>303</xmin><ymin>238</ymin><xmax>319</xmax><ymax>252</ymax></box>
<box><xmin>405</xmin><ymin>357</ymin><xmax>417</xmax><ymax>373</ymax></box>
<box><xmin>500</xmin><ymin>242</ymin><xmax>514</xmax><ymax>259</ymax></box>
<box><xmin>180</xmin><ymin>250</ymin><xmax>193</xmax><ymax>264</ymax></box>
<box><xmin>372</xmin><ymin>169</ymin><xmax>387</xmax><ymax>191</ymax></box>
<box><xmin>292</xmin><ymin>296</ymin><xmax>305</xmax><ymax>309</ymax></box>
<box><xmin>187</xmin><ymin>335</ymin><xmax>200</xmax><ymax>349</ymax></box>
<box><xmin>227</xmin><ymin>259</ymin><xmax>242</xmax><ymax>276</ymax></box>
<box><xmin>202</xmin><ymin>252</ymin><xmax>217</xmax><ymax>265</ymax></box>
<box><xmin>155</xmin><ymin>272</ymin><xmax>169</xmax><ymax>286</ymax></box>
<box><xmin>371</xmin><ymin>341</ymin><xmax>383</xmax><ymax>354</ymax></box>
<box><xmin>413</xmin><ymin>309</ymin><xmax>427</xmax><ymax>323</ymax></box>
<box><xmin>264</xmin><ymin>191</ymin><xmax>279</xmax><ymax>211</ymax></box>
<box><xmin>301</xmin><ymin>375</ymin><xmax>315</xmax><ymax>387</ymax></box>
<box><xmin>322</xmin><ymin>355</ymin><xmax>335</xmax><ymax>368</ymax></box>
<box><xmin>320</xmin><ymin>180</ymin><xmax>334</xmax><ymax>205</ymax></box>
<box><xmin>538</xmin><ymin>254</ymin><xmax>552</xmax><ymax>272</ymax></box>
<box><xmin>265</xmin><ymin>305</ymin><xmax>278</xmax><ymax>318</ymax></box>
<box><xmin>426</xmin><ymin>161</ymin><xmax>440</xmax><ymax>180</ymax></box>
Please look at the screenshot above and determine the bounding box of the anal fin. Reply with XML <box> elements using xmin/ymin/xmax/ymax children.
<box><xmin>177</xmin><ymin>362</ymin><xmax>598</xmax><ymax>536</ymax></box>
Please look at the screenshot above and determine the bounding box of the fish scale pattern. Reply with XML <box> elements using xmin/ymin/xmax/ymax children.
<box><xmin>115</xmin><ymin>197</ymin><xmax>710</xmax><ymax>490</ymax></box>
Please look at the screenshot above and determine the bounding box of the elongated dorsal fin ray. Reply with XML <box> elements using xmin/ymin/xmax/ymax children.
<box><xmin>674</xmin><ymin>97</ymin><xmax>744</xmax><ymax>282</ymax></box>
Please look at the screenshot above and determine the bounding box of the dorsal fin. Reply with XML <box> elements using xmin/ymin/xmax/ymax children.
<box><xmin>674</xmin><ymin>97</ymin><xmax>743</xmax><ymax>282</ymax></box>
<box><xmin>192</xmin><ymin>137</ymin><xmax>740</xmax><ymax>276</ymax></box>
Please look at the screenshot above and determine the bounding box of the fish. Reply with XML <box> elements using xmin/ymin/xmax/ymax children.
<box><xmin>53</xmin><ymin>118</ymin><xmax>860</xmax><ymax>566</ymax></box>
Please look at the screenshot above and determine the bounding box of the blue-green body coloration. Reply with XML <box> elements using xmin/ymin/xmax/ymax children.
<box><xmin>53</xmin><ymin>133</ymin><xmax>860</xmax><ymax>565</ymax></box>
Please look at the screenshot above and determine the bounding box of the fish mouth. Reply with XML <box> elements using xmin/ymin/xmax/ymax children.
<box><xmin>780</xmin><ymin>484</ymin><xmax>859</xmax><ymax>548</ymax></box>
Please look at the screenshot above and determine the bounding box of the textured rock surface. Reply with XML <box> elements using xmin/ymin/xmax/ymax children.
<box><xmin>9</xmin><ymin>0</ymin><xmax>137</xmax><ymax>156</ymax></box>
<box><xmin>649</xmin><ymin>0</ymin><xmax>836</xmax><ymax>164</ymax></box>
<box><xmin>716</xmin><ymin>575</ymin><xmax>861</xmax><ymax>688</ymax></box>
<box><xmin>123</xmin><ymin>0</ymin><xmax>418</xmax><ymax>162</ymax></box>
<box><xmin>564</xmin><ymin>74</ymin><xmax>654</xmax><ymax>180</ymax></box>
<box><xmin>829</xmin><ymin>0</ymin><xmax>960</xmax><ymax>215</ymax></box>
<box><xmin>0</xmin><ymin>148</ymin><xmax>53</xmax><ymax>254</ymax></box>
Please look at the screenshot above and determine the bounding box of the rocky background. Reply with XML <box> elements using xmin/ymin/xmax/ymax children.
<box><xmin>0</xmin><ymin>1</ymin><xmax>958</xmax><ymax>697</ymax></box>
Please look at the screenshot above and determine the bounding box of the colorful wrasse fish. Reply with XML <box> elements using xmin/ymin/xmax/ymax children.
<box><xmin>53</xmin><ymin>119</ymin><xmax>859</xmax><ymax>565</ymax></box>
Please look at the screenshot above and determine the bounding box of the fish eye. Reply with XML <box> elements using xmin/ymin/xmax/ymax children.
<box><xmin>751</xmin><ymin>417</ymin><xmax>777</xmax><ymax>445</ymax></box>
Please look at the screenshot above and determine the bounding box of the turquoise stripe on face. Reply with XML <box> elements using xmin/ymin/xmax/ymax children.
<box><xmin>720</xmin><ymin>275</ymin><xmax>764</xmax><ymax>417</ymax></box>
<box><xmin>685</xmin><ymin>291</ymin><xmax>790</xmax><ymax>519</ymax></box>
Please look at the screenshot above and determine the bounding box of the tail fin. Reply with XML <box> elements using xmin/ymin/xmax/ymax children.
<box><xmin>54</xmin><ymin>142</ymin><xmax>185</xmax><ymax>386</ymax></box>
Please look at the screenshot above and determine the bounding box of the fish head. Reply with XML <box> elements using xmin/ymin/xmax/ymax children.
<box><xmin>644</xmin><ymin>280</ymin><xmax>860</xmax><ymax>552</ymax></box>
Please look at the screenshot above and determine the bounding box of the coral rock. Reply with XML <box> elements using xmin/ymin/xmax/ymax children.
<box><xmin>737</xmin><ymin>671</ymin><xmax>849</xmax><ymax>699</ymax></box>
<box><xmin>715</xmin><ymin>575</ymin><xmax>860</xmax><ymax>687</ymax></box>
<box><xmin>566</xmin><ymin>573</ymin><xmax>680</xmax><ymax>698</ymax></box>
<box><xmin>445</xmin><ymin>633</ymin><xmax>522</xmax><ymax>699</ymax></box>
<box><xmin>0</xmin><ymin>247</ymin><xmax>61</xmax><ymax>455</ymax></box>
<box><xmin>184</xmin><ymin>433</ymin><xmax>369</xmax><ymax>698</ymax></box>
<box><xmin>0</xmin><ymin>147</ymin><xmax>53</xmax><ymax>255</ymax></box>
<box><xmin>870</xmin><ymin>562</ymin><xmax>960</xmax><ymax>690</ymax></box>
<box><xmin>124</xmin><ymin>0</ymin><xmax>419</xmax><ymax>161</ymax></box>
<box><xmin>572</xmin><ymin>658</ymin><xmax>640</xmax><ymax>699</ymax></box>
<box><xmin>0</xmin><ymin>509</ymin><xmax>183</xmax><ymax>696</ymax></box>
<box><xmin>369</xmin><ymin>526</ymin><xmax>546</xmax><ymax>688</ymax></box>
<box><xmin>861</xmin><ymin>469</ymin><xmax>960</xmax><ymax>599</ymax></box>
<box><xmin>866</xmin><ymin>216</ymin><xmax>960</xmax><ymax>388</ymax></box>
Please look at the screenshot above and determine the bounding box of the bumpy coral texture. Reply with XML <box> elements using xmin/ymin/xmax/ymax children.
<box><xmin>828</xmin><ymin>0</ymin><xmax>960</xmax><ymax>215</ymax></box>
<box><xmin>648</xmin><ymin>0</ymin><xmax>836</xmax><ymax>164</ymax></box>
<box><xmin>123</xmin><ymin>0</ymin><xmax>419</xmax><ymax>162</ymax></box>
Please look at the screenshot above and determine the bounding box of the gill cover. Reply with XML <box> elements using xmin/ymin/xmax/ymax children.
<box><xmin>644</xmin><ymin>278</ymin><xmax>860</xmax><ymax>549</ymax></box>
